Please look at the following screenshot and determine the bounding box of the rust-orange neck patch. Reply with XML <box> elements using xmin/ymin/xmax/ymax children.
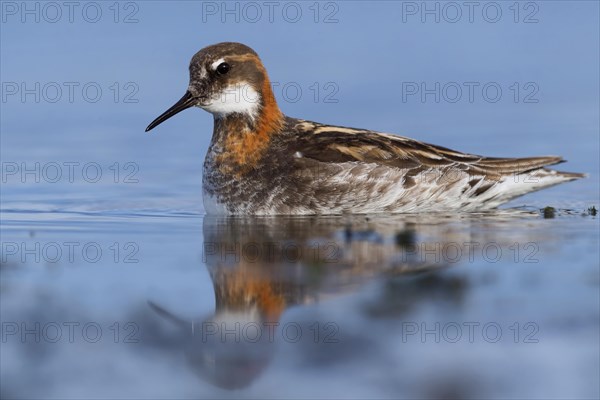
<box><xmin>216</xmin><ymin>75</ymin><xmax>284</xmax><ymax>174</ymax></box>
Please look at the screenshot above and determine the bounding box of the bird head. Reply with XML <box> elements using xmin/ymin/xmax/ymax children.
<box><xmin>146</xmin><ymin>42</ymin><xmax>280</xmax><ymax>132</ymax></box>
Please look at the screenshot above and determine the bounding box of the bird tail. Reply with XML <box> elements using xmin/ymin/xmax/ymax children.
<box><xmin>480</xmin><ymin>160</ymin><xmax>585</xmax><ymax>207</ymax></box>
<box><xmin>461</xmin><ymin>156</ymin><xmax>585</xmax><ymax>209</ymax></box>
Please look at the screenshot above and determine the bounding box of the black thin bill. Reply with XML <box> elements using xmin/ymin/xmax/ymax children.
<box><xmin>145</xmin><ymin>91</ymin><xmax>196</xmax><ymax>132</ymax></box>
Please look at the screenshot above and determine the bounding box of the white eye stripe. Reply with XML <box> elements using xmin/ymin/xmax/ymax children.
<box><xmin>211</xmin><ymin>58</ymin><xmax>225</xmax><ymax>70</ymax></box>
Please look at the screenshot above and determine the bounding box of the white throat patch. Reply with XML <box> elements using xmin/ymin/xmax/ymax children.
<box><xmin>200</xmin><ymin>82</ymin><xmax>260</xmax><ymax>119</ymax></box>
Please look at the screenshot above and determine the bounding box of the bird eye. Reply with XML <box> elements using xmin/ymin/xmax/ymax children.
<box><xmin>216</xmin><ymin>62</ymin><xmax>230</xmax><ymax>75</ymax></box>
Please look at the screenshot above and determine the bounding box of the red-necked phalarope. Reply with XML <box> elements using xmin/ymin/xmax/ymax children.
<box><xmin>146</xmin><ymin>42</ymin><xmax>584</xmax><ymax>215</ymax></box>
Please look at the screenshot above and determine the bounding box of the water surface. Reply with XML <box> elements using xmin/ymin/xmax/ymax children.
<box><xmin>1</xmin><ymin>208</ymin><xmax>598</xmax><ymax>398</ymax></box>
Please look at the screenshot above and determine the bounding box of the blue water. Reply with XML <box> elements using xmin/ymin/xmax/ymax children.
<box><xmin>1</xmin><ymin>1</ymin><xmax>599</xmax><ymax>398</ymax></box>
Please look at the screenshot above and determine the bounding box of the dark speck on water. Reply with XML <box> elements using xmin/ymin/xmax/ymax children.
<box><xmin>542</xmin><ymin>206</ymin><xmax>556</xmax><ymax>219</ymax></box>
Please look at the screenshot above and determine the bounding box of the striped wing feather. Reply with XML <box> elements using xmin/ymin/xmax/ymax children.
<box><xmin>291</xmin><ymin>121</ymin><xmax>566</xmax><ymax>178</ymax></box>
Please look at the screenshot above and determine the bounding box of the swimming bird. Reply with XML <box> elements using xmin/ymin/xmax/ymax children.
<box><xmin>146</xmin><ymin>42</ymin><xmax>584</xmax><ymax>215</ymax></box>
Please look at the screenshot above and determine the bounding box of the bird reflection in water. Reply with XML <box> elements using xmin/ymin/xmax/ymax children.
<box><xmin>148</xmin><ymin>212</ymin><xmax>533</xmax><ymax>390</ymax></box>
